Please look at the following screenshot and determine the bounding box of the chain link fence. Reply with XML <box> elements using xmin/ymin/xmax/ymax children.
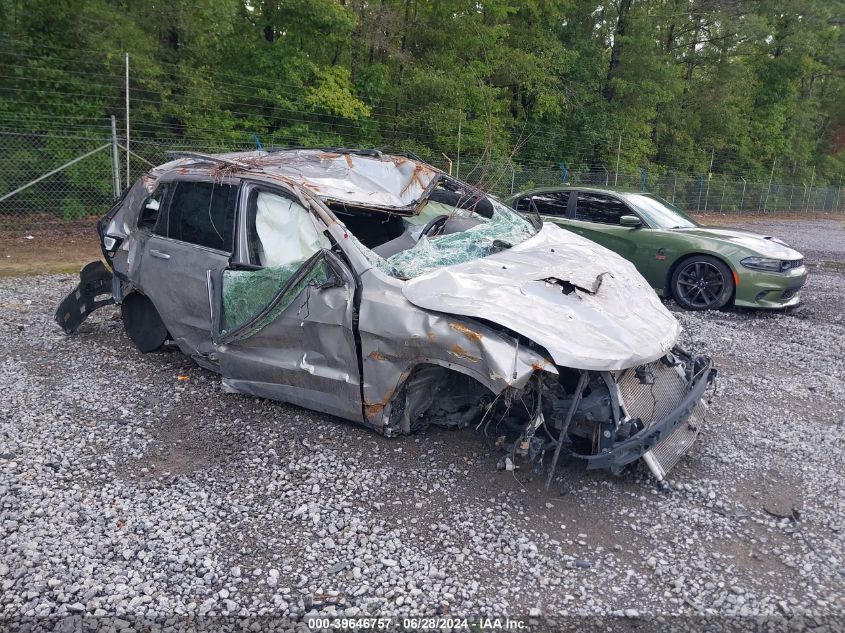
<box><xmin>1</xmin><ymin>127</ymin><xmax>843</xmax><ymax>233</ymax></box>
<box><xmin>472</xmin><ymin>161</ymin><xmax>844</xmax><ymax>215</ymax></box>
<box><xmin>0</xmin><ymin>129</ymin><xmax>116</xmax><ymax>230</ymax></box>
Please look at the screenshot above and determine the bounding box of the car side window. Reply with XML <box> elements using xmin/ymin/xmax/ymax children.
<box><xmin>248</xmin><ymin>190</ymin><xmax>331</xmax><ymax>268</ymax></box>
<box><xmin>221</xmin><ymin>190</ymin><xmax>334</xmax><ymax>336</ymax></box>
<box><xmin>530</xmin><ymin>192</ymin><xmax>570</xmax><ymax>216</ymax></box>
<box><xmin>163</xmin><ymin>181</ymin><xmax>238</xmax><ymax>251</ymax></box>
<box><xmin>514</xmin><ymin>197</ymin><xmax>532</xmax><ymax>213</ymax></box>
<box><xmin>139</xmin><ymin>183</ymin><xmax>171</xmax><ymax>230</ymax></box>
<box><xmin>575</xmin><ymin>193</ymin><xmax>629</xmax><ymax>225</ymax></box>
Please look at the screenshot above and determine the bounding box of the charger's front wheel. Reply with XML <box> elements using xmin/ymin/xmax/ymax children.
<box><xmin>671</xmin><ymin>256</ymin><xmax>733</xmax><ymax>311</ymax></box>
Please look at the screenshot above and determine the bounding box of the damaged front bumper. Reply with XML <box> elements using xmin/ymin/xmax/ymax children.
<box><xmin>575</xmin><ymin>355</ymin><xmax>715</xmax><ymax>474</ymax></box>
<box><xmin>494</xmin><ymin>347</ymin><xmax>716</xmax><ymax>482</ymax></box>
<box><xmin>54</xmin><ymin>260</ymin><xmax>115</xmax><ymax>334</ymax></box>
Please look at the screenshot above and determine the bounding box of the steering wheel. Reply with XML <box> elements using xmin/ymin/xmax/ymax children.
<box><xmin>419</xmin><ymin>214</ymin><xmax>449</xmax><ymax>239</ymax></box>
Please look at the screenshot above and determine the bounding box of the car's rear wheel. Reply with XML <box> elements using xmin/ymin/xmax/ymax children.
<box><xmin>671</xmin><ymin>256</ymin><xmax>734</xmax><ymax>311</ymax></box>
<box><xmin>121</xmin><ymin>293</ymin><xmax>169</xmax><ymax>352</ymax></box>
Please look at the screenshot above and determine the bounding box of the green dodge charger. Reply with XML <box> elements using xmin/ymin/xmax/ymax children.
<box><xmin>508</xmin><ymin>187</ymin><xmax>807</xmax><ymax>310</ymax></box>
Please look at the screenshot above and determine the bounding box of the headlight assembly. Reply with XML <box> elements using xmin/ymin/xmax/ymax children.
<box><xmin>740</xmin><ymin>256</ymin><xmax>786</xmax><ymax>273</ymax></box>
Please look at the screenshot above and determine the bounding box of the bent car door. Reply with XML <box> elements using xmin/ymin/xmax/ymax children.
<box><xmin>137</xmin><ymin>179</ymin><xmax>239</xmax><ymax>361</ymax></box>
<box><xmin>208</xmin><ymin>187</ymin><xmax>362</xmax><ymax>422</ymax></box>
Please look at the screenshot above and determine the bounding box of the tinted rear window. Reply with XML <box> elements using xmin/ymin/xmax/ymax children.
<box><xmin>163</xmin><ymin>182</ymin><xmax>238</xmax><ymax>251</ymax></box>
<box><xmin>575</xmin><ymin>192</ymin><xmax>629</xmax><ymax>225</ymax></box>
<box><xmin>530</xmin><ymin>192</ymin><xmax>570</xmax><ymax>216</ymax></box>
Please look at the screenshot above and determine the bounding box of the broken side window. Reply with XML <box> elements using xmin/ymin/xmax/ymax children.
<box><xmin>222</xmin><ymin>258</ymin><xmax>331</xmax><ymax>339</ymax></box>
<box><xmin>221</xmin><ymin>191</ymin><xmax>332</xmax><ymax>335</ymax></box>
<box><xmin>139</xmin><ymin>183</ymin><xmax>171</xmax><ymax>231</ymax></box>
<box><xmin>249</xmin><ymin>191</ymin><xmax>331</xmax><ymax>267</ymax></box>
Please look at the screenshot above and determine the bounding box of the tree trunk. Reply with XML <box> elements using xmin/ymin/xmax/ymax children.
<box><xmin>393</xmin><ymin>0</ymin><xmax>411</xmax><ymax>141</ymax></box>
<box><xmin>603</xmin><ymin>0</ymin><xmax>632</xmax><ymax>103</ymax></box>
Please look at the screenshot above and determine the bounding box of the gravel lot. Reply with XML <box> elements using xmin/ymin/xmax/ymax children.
<box><xmin>1</xmin><ymin>217</ymin><xmax>843</xmax><ymax>629</ymax></box>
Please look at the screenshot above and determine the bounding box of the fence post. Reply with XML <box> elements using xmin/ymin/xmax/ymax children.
<box><xmin>763</xmin><ymin>158</ymin><xmax>775</xmax><ymax>213</ymax></box>
<box><xmin>739</xmin><ymin>177</ymin><xmax>746</xmax><ymax>211</ymax></box>
<box><xmin>835</xmin><ymin>174</ymin><xmax>843</xmax><ymax>213</ymax></box>
<box><xmin>719</xmin><ymin>179</ymin><xmax>726</xmax><ymax>212</ymax></box>
<box><xmin>806</xmin><ymin>166</ymin><xmax>815</xmax><ymax>212</ymax></box>
<box><xmin>110</xmin><ymin>115</ymin><xmax>121</xmax><ymax>198</ymax></box>
<box><xmin>696</xmin><ymin>175</ymin><xmax>704</xmax><ymax>211</ymax></box>
<box><xmin>614</xmin><ymin>135</ymin><xmax>621</xmax><ymax>186</ymax></box>
<box><xmin>703</xmin><ymin>149</ymin><xmax>714</xmax><ymax>211</ymax></box>
<box><xmin>455</xmin><ymin>109</ymin><xmax>462</xmax><ymax>180</ymax></box>
<box><xmin>671</xmin><ymin>173</ymin><xmax>676</xmax><ymax>202</ymax></box>
<box><xmin>789</xmin><ymin>184</ymin><xmax>795</xmax><ymax>212</ymax></box>
<box><xmin>125</xmin><ymin>52</ymin><xmax>130</xmax><ymax>185</ymax></box>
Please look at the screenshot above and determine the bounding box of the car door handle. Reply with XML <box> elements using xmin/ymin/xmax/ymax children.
<box><xmin>149</xmin><ymin>249</ymin><xmax>170</xmax><ymax>260</ymax></box>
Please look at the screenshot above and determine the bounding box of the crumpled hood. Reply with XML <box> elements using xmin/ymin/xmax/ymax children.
<box><xmin>402</xmin><ymin>223</ymin><xmax>680</xmax><ymax>371</ymax></box>
<box><xmin>675</xmin><ymin>226</ymin><xmax>803</xmax><ymax>260</ymax></box>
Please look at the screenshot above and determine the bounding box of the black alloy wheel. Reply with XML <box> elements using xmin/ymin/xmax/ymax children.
<box><xmin>671</xmin><ymin>255</ymin><xmax>734</xmax><ymax>311</ymax></box>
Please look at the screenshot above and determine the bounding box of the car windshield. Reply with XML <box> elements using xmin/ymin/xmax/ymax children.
<box><xmin>624</xmin><ymin>193</ymin><xmax>698</xmax><ymax>229</ymax></box>
<box><xmin>350</xmin><ymin>191</ymin><xmax>541</xmax><ymax>280</ymax></box>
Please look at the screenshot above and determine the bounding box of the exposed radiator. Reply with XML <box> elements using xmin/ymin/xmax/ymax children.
<box><xmin>616</xmin><ymin>360</ymin><xmax>705</xmax><ymax>479</ymax></box>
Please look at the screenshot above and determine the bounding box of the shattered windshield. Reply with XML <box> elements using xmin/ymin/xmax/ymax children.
<box><xmin>351</xmin><ymin>193</ymin><xmax>540</xmax><ymax>280</ymax></box>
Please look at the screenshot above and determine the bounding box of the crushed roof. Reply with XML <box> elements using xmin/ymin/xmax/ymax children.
<box><xmin>153</xmin><ymin>149</ymin><xmax>442</xmax><ymax>210</ymax></box>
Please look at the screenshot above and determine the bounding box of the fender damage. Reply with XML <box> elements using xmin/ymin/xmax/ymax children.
<box><xmin>55</xmin><ymin>149</ymin><xmax>715</xmax><ymax>481</ymax></box>
<box><xmin>356</xmin><ymin>223</ymin><xmax>714</xmax><ymax>482</ymax></box>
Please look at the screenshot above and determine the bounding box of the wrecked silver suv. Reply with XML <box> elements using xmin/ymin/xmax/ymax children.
<box><xmin>56</xmin><ymin>149</ymin><xmax>715</xmax><ymax>482</ymax></box>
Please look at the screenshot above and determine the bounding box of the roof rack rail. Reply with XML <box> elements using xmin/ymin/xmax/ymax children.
<box><xmin>165</xmin><ymin>151</ymin><xmax>246</xmax><ymax>167</ymax></box>
<box><xmin>166</xmin><ymin>148</ymin><xmax>435</xmax><ymax>168</ymax></box>
<box><xmin>263</xmin><ymin>146</ymin><xmax>388</xmax><ymax>160</ymax></box>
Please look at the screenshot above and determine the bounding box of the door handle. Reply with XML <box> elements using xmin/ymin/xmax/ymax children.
<box><xmin>150</xmin><ymin>249</ymin><xmax>170</xmax><ymax>260</ymax></box>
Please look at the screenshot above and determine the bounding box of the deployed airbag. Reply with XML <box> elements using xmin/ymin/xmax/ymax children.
<box><xmin>255</xmin><ymin>192</ymin><xmax>330</xmax><ymax>268</ymax></box>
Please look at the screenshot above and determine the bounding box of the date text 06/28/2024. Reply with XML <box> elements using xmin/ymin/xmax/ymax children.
<box><xmin>306</xmin><ymin>616</ymin><xmax>528</xmax><ymax>630</ymax></box>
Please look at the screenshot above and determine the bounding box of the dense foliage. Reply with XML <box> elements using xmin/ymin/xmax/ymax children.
<box><xmin>1</xmin><ymin>0</ymin><xmax>843</xmax><ymax>185</ymax></box>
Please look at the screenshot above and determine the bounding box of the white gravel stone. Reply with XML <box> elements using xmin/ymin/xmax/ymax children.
<box><xmin>0</xmin><ymin>218</ymin><xmax>843</xmax><ymax>623</ymax></box>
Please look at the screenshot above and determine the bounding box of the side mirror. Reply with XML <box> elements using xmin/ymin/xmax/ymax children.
<box><xmin>620</xmin><ymin>215</ymin><xmax>642</xmax><ymax>228</ymax></box>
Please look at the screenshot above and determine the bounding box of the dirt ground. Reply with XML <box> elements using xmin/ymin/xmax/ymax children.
<box><xmin>0</xmin><ymin>217</ymin><xmax>100</xmax><ymax>277</ymax></box>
